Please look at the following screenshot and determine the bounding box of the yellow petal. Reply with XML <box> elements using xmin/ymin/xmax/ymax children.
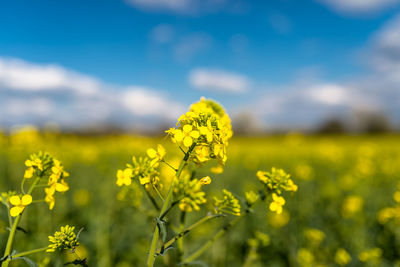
<box><xmin>206</xmin><ymin>133</ymin><xmax>213</xmax><ymax>143</ymax></box>
<box><xmin>48</xmin><ymin>200</ymin><xmax>55</xmax><ymax>210</ymax></box>
<box><xmin>9</xmin><ymin>195</ymin><xmax>21</xmax><ymax>206</ymax></box>
<box><xmin>150</xmin><ymin>158</ymin><xmax>158</xmax><ymax>167</ymax></box>
<box><xmin>21</xmin><ymin>194</ymin><xmax>32</xmax><ymax>205</ymax></box>
<box><xmin>10</xmin><ymin>206</ymin><xmax>24</xmax><ymax>217</ymax></box>
<box><xmin>199</xmin><ymin>126</ymin><xmax>208</xmax><ymax>135</ymax></box>
<box><xmin>174</xmin><ymin>130</ymin><xmax>184</xmax><ymax>142</ymax></box>
<box><xmin>183</xmin><ymin>136</ymin><xmax>193</xmax><ymax>147</ymax></box>
<box><xmin>269</xmin><ymin>202</ymin><xmax>278</xmax><ymax>212</ymax></box>
<box><xmin>139</xmin><ymin>176</ymin><xmax>150</xmax><ymax>185</ymax></box>
<box><xmin>123</xmin><ymin>177</ymin><xmax>132</xmax><ymax>186</ymax></box>
<box><xmin>24</xmin><ymin>168</ymin><xmax>34</xmax><ymax>179</ymax></box>
<box><xmin>55</xmin><ymin>182</ymin><xmax>69</xmax><ymax>192</ymax></box>
<box><xmin>157</xmin><ymin>144</ymin><xmax>166</xmax><ymax>158</ymax></box>
<box><xmin>190</xmin><ymin>131</ymin><xmax>200</xmax><ymax>138</ymax></box>
<box><xmin>276</xmin><ymin>206</ymin><xmax>283</xmax><ymax>214</ymax></box>
<box><xmin>183</xmin><ymin>124</ymin><xmax>192</xmax><ymax>133</ymax></box>
<box><xmin>210</xmin><ymin>165</ymin><xmax>224</xmax><ymax>174</ymax></box>
<box><xmin>199</xmin><ymin>176</ymin><xmax>211</xmax><ymax>185</ymax></box>
<box><xmin>147</xmin><ymin>148</ymin><xmax>157</xmax><ymax>158</ymax></box>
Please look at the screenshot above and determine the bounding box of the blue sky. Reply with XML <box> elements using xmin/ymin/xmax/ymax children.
<box><xmin>1</xmin><ymin>0</ymin><xmax>400</xmax><ymax>130</ymax></box>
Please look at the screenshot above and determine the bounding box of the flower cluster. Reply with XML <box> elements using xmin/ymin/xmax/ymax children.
<box><xmin>47</xmin><ymin>225</ymin><xmax>80</xmax><ymax>252</ymax></box>
<box><xmin>257</xmin><ymin>168</ymin><xmax>298</xmax><ymax>194</ymax></box>
<box><xmin>257</xmin><ymin>168</ymin><xmax>298</xmax><ymax>214</ymax></box>
<box><xmin>173</xmin><ymin>175</ymin><xmax>207</xmax><ymax>212</ymax></box>
<box><xmin>166</xmin><ymin>98</ymin><xmax>233</xmax><ymax>165</ymax></box>
<box><xmin>23</xmin><ymin>151</ymin><xmax>52</xmax><ymax>179</ymax></box>
<box><xmin>213</xmin><ymin>189</ymin><xmax>241</xmax><ymax>216</ymax></box>
<box><xmin>45</xmin><ymin>159</ymin><xmax>70</xmax><ymax>210</ymax></box>
<box><xmin>116</xmin><ymin>156</ymin><xmax>162</xmax><ymax>191</ymax></box>
<box><xmin>22</xmin><ymin>152</ymin><xmax>70</xmax><ymax>210</ymax></box>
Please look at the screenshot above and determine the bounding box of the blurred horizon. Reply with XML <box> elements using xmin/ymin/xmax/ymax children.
<box><xmin>1</xmin><ymin>0</ymin><xmax>400</xmax><ymax>131</ymax></box>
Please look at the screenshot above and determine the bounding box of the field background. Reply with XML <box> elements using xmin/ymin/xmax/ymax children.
<box><xmin>1</xmin><ymin>129</ymin><xmax>400</xmax><ymax>266</ymax></box>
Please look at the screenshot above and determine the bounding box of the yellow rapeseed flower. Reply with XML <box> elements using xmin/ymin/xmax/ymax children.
<box><xmin>147</xmin><ymin>144</ymin><xmax>166</xmax><ymax>166</ymax></box>
<box><xmin>269</xmin><ymin>193</ymin><xmax>285</xmax><ymax>214</ymax></box>
<box><xmin>335</xmin><ymin>248</ymin><xmax>351</xmax><ymax>266</ymax></box>
<box><xmin>9</xmin><ymin>194</ymin><xmax>32</xmax><ymax>217</ymax></box>
<box><xmin>116</xmin><ymin>168</ymin><xmax>133</xmax><ymax>186</ymax></box>
<box><xmin>173</xmin><ymin>124</ymin><xmax>200</xmax><ymax>147</ymax></box>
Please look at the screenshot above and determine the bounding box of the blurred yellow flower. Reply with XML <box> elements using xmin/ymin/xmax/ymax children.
<box><xmin>335</xmin><ymin>248</ymin><xmax>351</xmax><ymax>266</ymax></box>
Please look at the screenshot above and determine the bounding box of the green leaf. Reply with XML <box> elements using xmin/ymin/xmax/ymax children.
<box><xmin>156</xmin><ymin>218</ymin><xmax>167</xmax><ymax>242</ymax></box>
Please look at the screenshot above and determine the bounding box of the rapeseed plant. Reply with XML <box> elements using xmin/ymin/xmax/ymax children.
<box><xmin>115</xmin><ymin>98</ymin><xmax>297</xmax><ymax>266</ymax></box>
<box><xmin>0</xmin><ymin>152</ymin><xmax>83</xmax><ymax>267</ymax></box>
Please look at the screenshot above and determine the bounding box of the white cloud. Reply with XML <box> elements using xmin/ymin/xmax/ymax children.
<box><xmin>369</xmin><ymin>14</ymin><xmax>400</xmax><ymax>73</ymax></box>
<box><xmin>5</xmin><ymin>98</ymin><xmax>54</xmax><ymax>117</ymax></box>
<box><xmin>124</xmin><ymin>0</ymin><xmax>228</xmax><ymax>15</ymax></box>
<box><xmin>189</xmin><ymin>68</ymin><xmax>250</xmax><ymax>93</ymax></box>
<box><xmin>122</xmin><ymin>87</ymin><xmax>183</xmax><ymax>119</ymax></box>
<box><xmin>0</xmin><ymin>58</ymin><xmax>99</xmax><ymax>95</ymax></box>
<box><xmin>307</xmin><ymin>84</ymin><xmax>350</xmax><ymax>105</ymax></box>
<box><xmin>317</xmin><ymin>0</ymin><xmax>400</xmax><ymax>14</ymax></box>
<box><xmin>0</xmin><ymin>57</ymin><xmax>184</xmax><ymax>128</ymax></box>
<box><xmin>251</xmin><ymin>13</ymin><xmax>400</xmax><ymax>129</ymax></box>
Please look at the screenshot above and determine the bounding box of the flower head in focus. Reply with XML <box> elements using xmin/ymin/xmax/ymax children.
<box><xmin>9</xmin><ymin>194</ymin><xmax>32</xmax><ymax>217</ymax></box>
<box><xmin>47</xmin><ymin>225</ymin><xmax>80</xmax><ymax>252</ymax></box>
<box><xmin>166</xmin><ymin>98</ymin><xmax>233</xmax><ymax>166</ymax></box>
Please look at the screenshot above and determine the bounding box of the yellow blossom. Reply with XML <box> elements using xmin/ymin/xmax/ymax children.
<box><xmin>147</xmin><ymin>144</ymin><xmax>166</xmax><ymax>166</ymax></box>
<box><xmin>269</xmin><ymin>193</ymin><xmax>285</xmax><ymax>214</ymax></box>
<box><xmin>173</xmin><ymin>124</ymin><xmax>200</xmax><ymax>147</ymax></box>
<box><xmin>335</xmin><ymin>248</ymin><xmax>351</xmax><ymax>266</ymax></box>
<box><xmin>116</xmin><ymin>168</ymin><xmax>133</xmax><ymax>186</ymax></box>
<box><xmin>9</xmin><ymin>194</ymin><xmax>32</xmax><ymax>217</ymax></box>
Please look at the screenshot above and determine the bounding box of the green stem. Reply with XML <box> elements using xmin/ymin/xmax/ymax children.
<box><xmin>146</xmin><ymin>143</ymin><xmax>195</xmax><ymax>267</ymax></box>
<box><xmin>145</xmin><ymin>190</ymin><xmax>160</xmax><ymax>211</ymax></box>
<box><xmin>152</xmin><ymin>184</ymin><xmax>165</xmax><ymax>202</ymax></box>
<box><xmin>157</xmin><ymin>214</ymin><xmax>221</xmax><ymax>254</ymax></box>
<box><xmin>11</xmin><ymin>247</ymin><xmax>47</xmax><ymax>258</ymax></box>
<box><xmin>2</xmin><ymin>177</ymin><xmax>41</xmax><ymax>267</ymax></box>
<box><xmin>159</xmin><ymin>200</ymin><xmax>179</xmax><ymax>221</ymax></box>
<box><xmin>181</xmin><ymin>216</ymin><xmax>243</xmax><ymax>264</ymax></box>
<box><xmin>161</xmin><ymin>160</ymin><xmax>177</xmax><ymax>172</ymax></box>
<box><xmin>177</xmin><ymin>211</ymin><xmax>186</xmax><ymax>260</ymax></box>
<box><xmin>20</xmin><ymin>178</ymin><xmax>26</xmax><ymax>194</ymax></box>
